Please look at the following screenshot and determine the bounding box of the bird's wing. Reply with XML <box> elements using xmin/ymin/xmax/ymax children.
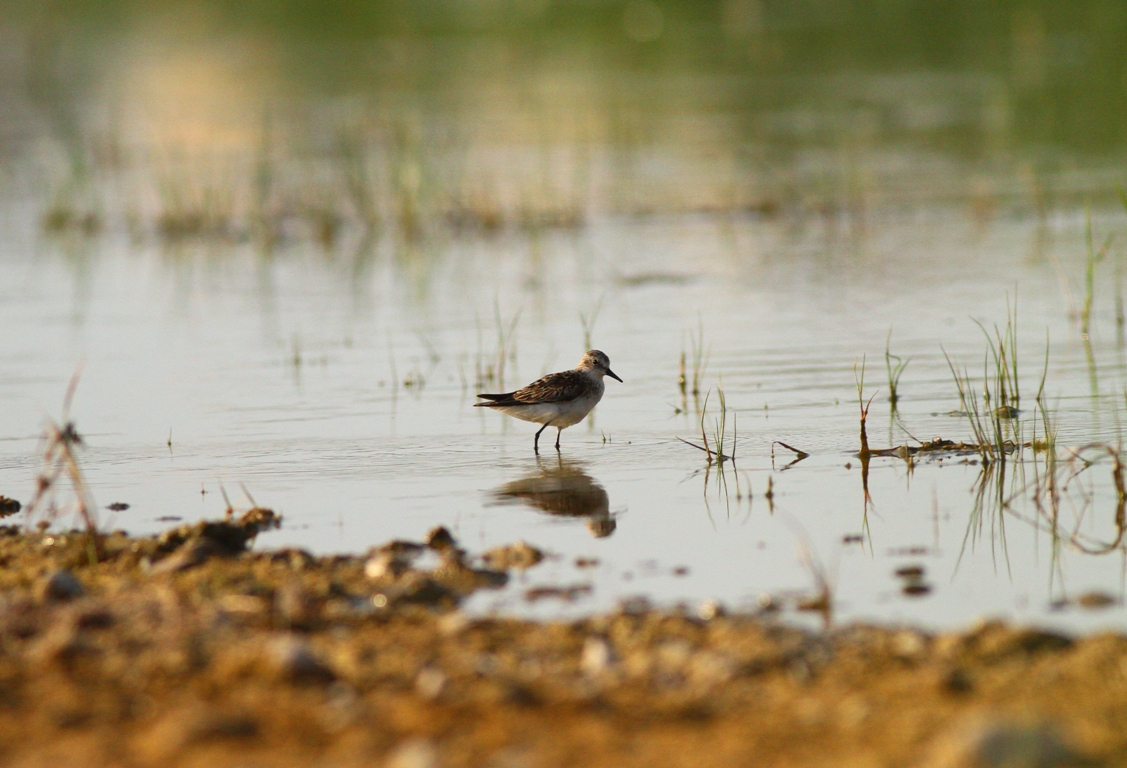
<box><xmin>511</xmin><ymin>371</ymin><xmax>590</xmax><ymax>403</ymax></box>
<box><xmin>478</xmin><ymin>371</ymin><xmax>588</xmax><ymax>405</ymax></box>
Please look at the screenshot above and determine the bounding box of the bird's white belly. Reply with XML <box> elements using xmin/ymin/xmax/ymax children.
<box><xmin>493</xmin><ymin>395</ymin><xmax>599</xmax><ymax>428</ymax></box>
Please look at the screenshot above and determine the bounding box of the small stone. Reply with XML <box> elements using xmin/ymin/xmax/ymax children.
<box><xmin>903</xmin><ymin>583</ymin><xmax>933</xmax><ymax>596</ymax></box>
<box><xmin>266</xmin><ymin>636</ymin><xmax>336</xmax><ymax>684</ymax></box>
<box><xmin>481</xmin><ymin>541</ymin><xmax>544</xmax><ymax>570</ymax></box>
<box><xmin>940</xmin><ymin>667</ymin><xmax>973</xmax><ymax>694</ymax></box>
<box><xmin>617</xmin><ymin>596</ymin><xmax>651</xmax><ymax>615</ymax></box>
<box><xmin>364</xmin><ymin>552</ymin><xmax>410</xmax><ymax>580</ymax></box>
<box><xmin>386</xmin><ymin>737</ymin><xmax>439</xmax><ymax>768</ymax></box>
<box><xmin>0</xmin><ymin>496</ymin><xmax>21</xmax><ymax>517</ymax></box>
<box><xmin>149</xmin><ymin>539</ymin><xmax>219</xmax><ymax>575</ymax></box>
<box><xmin>29</xmin><ymin>624</ymin><xmax>86</xmax><ymax>667</ymax></box>
<box><xmin>581</xmin><ymin>636</ymin><xmax>616</xmax><ymax>676</ymax></box>
<box><xmin>688</xmin><ymin>650</ymin><xmax>739</xmax><ymax>686</ymax></box>
<box><xmin>891</xmin><ymin>630</ymin><xmax>928</xmax><ymax>659</ymax></box>
<box><xmin>1076</xmin><ymin>591</ymin><xmax>1117</xmax><ymax>609</ymax></box>
<box><xmin>438</xmin><ymin>611</ymin><xmax>471</xmax><ymax>635</ymax></box>
<box><xmin>40</xmin><ymin>569</ymin><xmax>85</xmax><ymax>602</ymax></box>
<box><xmin>757</xmin><ymin>593</ymin><xmax>780</xmax><ymax>612</ymax></box>
<box><xmin>186</xmin><ymin>711</ymin><xmax>259</xmax><ymax>742</ymax></box>
<box><xmin>698</xmin><ymin>599</ymin><xmax>725</xmax><ymax>620</ymax></box>
<box><xmin>425</xmin><ymin>526</ymin><xmax>456</xmax><ymax>550</ymax></box>
<box><xmin>415</xmin><ymin>667</ymin><xmax>446</xmax><ymax>700</ymax></box>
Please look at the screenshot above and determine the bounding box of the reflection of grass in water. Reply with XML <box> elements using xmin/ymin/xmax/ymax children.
<box><xmin>950</xmin><ymin>331</ymin><xmax>1127</xmax><ymax>600</ymax></box>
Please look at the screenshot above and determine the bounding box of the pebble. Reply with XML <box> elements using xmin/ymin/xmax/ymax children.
<box><xmin>415</xmin><ymin>667</ymin><xmax>446</xmax><ymax>700</ymax></box>
<box><xmin>698</xmin><ymin>599</ymin><xmax>725</xmax><ymax>620</ymax></box>
<box><xmin>40</xmin><ymin>569</ymin><xmax>85</xmax><ymax>602</ymax></box>
<box><xmin>424</xmin><ymin>526</ymin><xmax>456</xmax><ymax>551</ymax></box>
<box><xmin>1076</xmin><ymin>591</ymin><xmax>1116</xmax><ymax>609</ymax></box>
<box><xmin>386</xmin><ymin>738</ymin><xmax>439</xmax><ymax>768</ymax></box>
<box><xmin>891</xmin><ymin>630</ymin><xmax>928</xmax><ymax>659</ymax></box>
<box><xmin>364</xmin><ymin>552</ymin><xmax>410</xmax><ymax>580</ymax></box>
<box><xmin>266</xmin><ymin>635</ymin><xmax>336</xmax><ymax>684</ymax></box>
<box><xmin>581</xmin><ymin>636</ymin><xmax>616</xmax><ymax>676</ymax></box>
<box><xmin>482</xmin><ymin>541</ymin><xmax>544</xmax><ymax>570</ymax></box>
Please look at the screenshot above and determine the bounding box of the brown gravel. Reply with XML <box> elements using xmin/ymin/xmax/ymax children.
<box><xmin>0</xmin><ymin>516</ymin><xmax>1123</xmax><ymax>767</ymax></box>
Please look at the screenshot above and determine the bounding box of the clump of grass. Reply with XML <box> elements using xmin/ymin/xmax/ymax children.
<box><xmin>855</xmin><ymin>356</ymin><xmax>875</xmax><ymax>460</ymax></box>
<box><xmin>474</xmin><ymin>305</ymin><xmax>521</xmax><ymax>390</ymax></box>
<box><xmin>884</xmin><ymin>329</ymin><xmax>909</xmax><ymax>408</ymax></box>
<box><xmin>971</xmin><ymin>296</ymin><xmax>1021</xmax><ymax>411</ymax></box>
<box><xmin>335</xmin><ymin>123</ymin><xmax>380</xmax><ymax>232</ymax></box>
<box><xmin>579</xmin><ymin>295</ymin><xmax>605</xmax><ymax>350</ymax></box>
<box><xmin>945</xmin><ymin>354</ymin><xmax>1006</xmax><ymax>463</ymax></box>
<box><xmin>154</xmin><ymin>159</ymin><xmax>238</xmax><ymax>241</ymax></box>
<box><xmin>945</xmin><ymin>305</ymin><xmax>1025</xmax><ymax>463</ymax></box>
<box><xmin>678</xmin><ymin>386</ymin><xmax>736</xmax><ymax>466</ymax></box>
<box><xmin>24</xmin><ymin>369</ymin><xmax>102</xmax><ymax>563</ymax></box>
<box><xmin>42</xmin><ymin>188</ymin><xmax>103</xmax><ymax>236</ymax></box>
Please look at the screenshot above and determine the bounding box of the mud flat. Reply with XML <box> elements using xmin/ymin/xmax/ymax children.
<box><xmin>0</xmin><ymin>511</ymin><xmax>1122</xmax><ymax>768</ymax></box>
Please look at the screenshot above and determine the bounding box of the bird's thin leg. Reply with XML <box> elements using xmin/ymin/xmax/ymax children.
<box><xmin>534</xmin><ymin>424</ymin><xmax>549</xmax><ymax>454</ymax></box>
<box><xmin>555</xmin><ymin>428</ymin><xmax>562</xmax><ymax>451</ymax></box>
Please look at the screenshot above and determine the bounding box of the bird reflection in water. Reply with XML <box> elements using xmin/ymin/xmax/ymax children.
<box><xmin>489</xmin><ymin>457</ymin><xmax>616</xmax><ymax>537</ymax></box>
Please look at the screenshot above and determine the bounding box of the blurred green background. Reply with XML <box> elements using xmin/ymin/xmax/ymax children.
<box><xmin>3</xmin><ymin>0</ymin><xmax>1125</xmax><ymax>247</ymax></box>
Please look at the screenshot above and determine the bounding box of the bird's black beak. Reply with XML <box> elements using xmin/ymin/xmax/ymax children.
<box><xmin>606</xmin><ymin>368</ymin><xmax>623</xmax><ymax>383</ymax></box>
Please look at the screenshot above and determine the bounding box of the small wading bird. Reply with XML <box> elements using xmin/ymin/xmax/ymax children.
<box><xmin>475</xmin><ymin>350</ymin><xmax>622</xmax><ymax>453</ymax></box>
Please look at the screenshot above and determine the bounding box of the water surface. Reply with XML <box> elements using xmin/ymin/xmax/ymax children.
<box><xmin>2</xmin><ymin>5</ymin><xmax>1127</xmax><ymax>633</ymax></box>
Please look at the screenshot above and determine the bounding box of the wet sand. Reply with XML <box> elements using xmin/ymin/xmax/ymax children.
<box><xmin>0</xmin><ymin>513</ymin><xmax>1123</xmax><ymax>768</ymax></box>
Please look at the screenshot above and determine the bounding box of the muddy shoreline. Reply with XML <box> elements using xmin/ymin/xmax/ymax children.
<box><xmin>0</xmin><ymin>514</ymin><xmax>1123</xmax><ymax>767</ymax></box>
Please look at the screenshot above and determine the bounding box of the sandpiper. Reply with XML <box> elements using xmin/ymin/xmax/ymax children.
<box><xmin>475</xmin><ymin>350</ymin><xmax>622</xmax><ymax>453</ymax></box>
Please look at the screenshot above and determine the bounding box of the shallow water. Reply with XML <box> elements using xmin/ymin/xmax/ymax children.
<box><xmin>3</xmin><ymin>7</ymin><xmax>1127</xmax><ymax>633</ymax></box>
<box><xmin>5</xmin><ymin>199</ymin><xmax>1127</xmax><ymax>634</ymax></box>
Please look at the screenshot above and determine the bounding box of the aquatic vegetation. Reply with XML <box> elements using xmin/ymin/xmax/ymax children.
<box><xmin>944</xmin><ymin>304</ymin><xmax>1025</xmax><ymax>463</ymax></box>
<box><xmin>678</xmin><ymin>319</ymin><xmax>709</xmax><ymax>411</ymax></box>
<box><xmin>472</xmin><ymin>305</ymin><xmax>521</xmax><ymax>391</ymax></box>
<box><xmin>1080</xmin><ymin>210</ymin><xmax>1114</xmax><ymax>337</ymax></box>
<box><xmin>678</xmin><ymin>387</ymin><xmax>735</xmax><ymax>466</ymax></box>
<box><xmin>24</xmin><ymin>369</ymin><xmax>101</xmax><ymax>562</ymax></box>
<box><xmin>884</xmin><ymin>329</ymin><xmax>909</xmax><ymax>409</ymax></box>
<box><xmin>579</xmin><ymin>295</ymin><xmax>605</xmax><ymax>351</ymax></box>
